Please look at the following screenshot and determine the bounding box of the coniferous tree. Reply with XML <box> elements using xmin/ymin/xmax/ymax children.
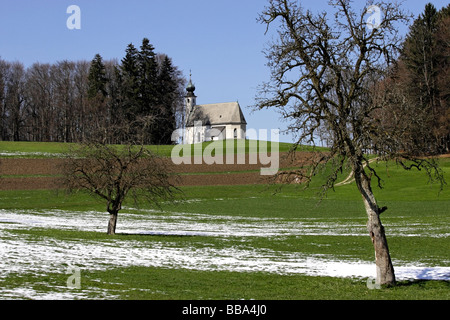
<box><xmin>137</xmin><ymin>38</ymin><xmax>159</xmax><ymax>144</ymax></box>
<box><xmin>88</xmin><ymin>54</ymin><xmax>108</xmax><ymax>100</ymax></box>
<box><xmin>402</xmin><ymin>4</ymin><xmax>439</xmax><ymax>111</ymax></box>
<box><xmin>138</xmin><ymin>38</ymin><xmax>158</xmax><ymax>114</ymax></box>
<box><xmin>120</xmin><ymin>43</ymin><xmax>140</xmax><ymax>123</ymax></box>
<box><xmin>86</xmin><ymin>54</ymin><xmax>109</xmax><ymax>141</ymax></box>
<box><xmin>156</xmin><ymin>55</ymin><xmax>177</xmax><ymax>144</ymax></box>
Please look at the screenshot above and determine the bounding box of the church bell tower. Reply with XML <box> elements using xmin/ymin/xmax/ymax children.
<box><xmin>185</xmin><ymin>72</ymin><xmax>196</xmax><ymax>122</ymax></box>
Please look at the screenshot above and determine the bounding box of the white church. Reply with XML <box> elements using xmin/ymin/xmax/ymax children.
<box><xmin>183</xmin><ymin>76</ymin><xmax>247</xmax><ymax>144</ymax></box>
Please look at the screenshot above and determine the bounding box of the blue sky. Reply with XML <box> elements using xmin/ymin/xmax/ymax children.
<box><xmin>0</xmin><ymin>0</ymin><xmax>448</xmax><ymax>143</ymax></box>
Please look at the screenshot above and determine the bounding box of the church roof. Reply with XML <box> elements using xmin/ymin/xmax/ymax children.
<box><xmin>186</xmin><ymin>102</ymin><xmax>247</xmax><ymax>127</ymax></box>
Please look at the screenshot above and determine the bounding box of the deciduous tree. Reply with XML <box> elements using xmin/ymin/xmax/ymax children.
<box><xmin>62</xmin><ymin>125</ymin><xmax>178</xmax><ymax>235</ymax></box>
<box><xmin>0</xmin><ymin>59</ymin><xmax>7</xmax><ymax>140</ymax></box>
<box><xmin>256</xmin><ymin>0</ymin><xmax>444</xmax><ymax>286</ymax></box>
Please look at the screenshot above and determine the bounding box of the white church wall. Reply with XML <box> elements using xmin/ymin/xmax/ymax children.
<box><xmin>184</xmin><ymin>124</ymin><xmax>246</xmax><ymax>144</ymax></box>
<box><xmin>227</xmin><ymin>124</ymin><xmax>246</xmax><ymax>140</ymax></box>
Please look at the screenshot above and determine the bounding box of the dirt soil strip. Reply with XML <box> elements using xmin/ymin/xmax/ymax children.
<box><xmin>0</xmin><ymin>173</ymin><xmax>270</xmax><ymax>190</ymax></box>
<box><xmin>0</xmin><ymin>152</ymin><xmax>312</xmax><ymax>175</ymax></box>
<box><xmin>0</xmin><ymin>159</ymin><xmax>67</xmax><ymax>175</ymax></box>
<box><xmin>0</xmin><ymin>177</ymin><xmax>63</xmax><ymax>190</ymax></box>
<box><xmin>0</xmin><ymin>152</ymin><xmax>312</xmax><ymax>190</ymax></box>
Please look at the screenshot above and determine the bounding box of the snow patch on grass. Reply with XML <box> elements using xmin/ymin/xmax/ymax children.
<box><xmin>0</xmin><ymin>208</ymin><xmax>448</xmax><ymax>300</ymax></box>
<box><xmin>0</xmin><ymin>151</ymin><xmax>63</xmax><ymax>158</ymax></box>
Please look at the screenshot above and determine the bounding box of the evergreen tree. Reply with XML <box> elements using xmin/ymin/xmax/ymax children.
<box><xmin>402</xmin><ymin>3</ymin><xmax>439</xmax><ymax>109</ymax></box>
<box><xmin>85</xmin><ymin>54</ymin><xmax>109</xmax><ymax>141</ymax></box>
<box><xmin>138</xmin><ymin>38</ymin><xmax>158</xmax><ymax>114</ymax></box>
<box><xmin>156</xmin><ymin>55</ymin><xmax>177</xmax><ymax>144</ymax></box>
<box><xmin>87</xmin><ymin>54</ymin><xmax>108</xmax><ymax>100</ymax></box>
<box><xmin>116</xmin><ymin>38</ymin><xmax>186</xmax><ymax>144</ymax></box>
<box><xmin>137</xmin><ymin>38</ymin><xmax>159</xmax><ymax>144</ymax></box>
<box><xmin>120</xmin><ymin>43</ymin><xmax>140</xmax><ymax>123</ymax></box>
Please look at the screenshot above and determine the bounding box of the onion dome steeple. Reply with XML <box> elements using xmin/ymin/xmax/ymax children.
<box><xmin>187</xmin><ymin>79</ymin><xmax>195</xmax><ymax>93</ymax></box>
<box><xmin>186</xmin><ymin>71</ymin><xmax>196</xmax><ymax>94</ymax></box>
<box><xmin>185</xmin><ymin>70</ymin><xmax>197</xmax><ymax>124</ymax></box>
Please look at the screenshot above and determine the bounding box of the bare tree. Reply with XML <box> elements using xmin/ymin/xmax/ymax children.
<box><xmin>256</xmin><ymin>0</ymin><xmax>444</xmax><ymax>286</ymax></box>
<box><xmin>62</xmin><ymin>122</ymin><xmax>178</xmax><ymax>235</ymax></box>
<box><xmin>0</xmin><ymin>59</ymin><xmax>7</xmax><ymax>140</ymax></box>
<box><xmin>24</xmin><ymin>63</ymin><xmax>53</xmax><ymax>141</ymax></box>
<box><xmin>3</xmin><ymin>62</ymin><xmax>27</xmax><ymax>141</ymax></box>
<box><xmin>73</xmin><ymin>61</ymin><xmax>90</xmax><ymax>142</ymax></box>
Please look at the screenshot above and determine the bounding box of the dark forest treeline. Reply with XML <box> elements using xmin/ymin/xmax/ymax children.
<box><xmin>0</xmin><ymin>38</ymin><xmax>185</xmax><ymax>145</ymax></box>
<box><xmin>386</xmin><ymin>3</ymin><xmax>450</xmax><ymax>154</ymax></box>
<box><xmin>318</xmin><ymin>3</ymin><xmax>449</xmax><ymax>155</ymax></box>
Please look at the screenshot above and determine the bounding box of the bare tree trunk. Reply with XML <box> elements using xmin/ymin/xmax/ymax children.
<box><xmin>355</xmin><ymin>167</ymin><xmax>396</xmax><ymax>286</ymax></box>
<box><xmin>107</xmin><ymin>211</ymin><xmax>118</xmax><ymax>235</ymax></box>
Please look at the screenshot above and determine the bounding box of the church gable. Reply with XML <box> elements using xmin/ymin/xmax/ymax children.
<box><xmin>186</xmin><ymin>102</ymin><xmax>247</xmax><ymax>128</ymax></box>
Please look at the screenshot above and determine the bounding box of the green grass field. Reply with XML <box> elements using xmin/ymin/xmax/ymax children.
<box><xmin>0</xmin><ymin>141</ymin><xmax>449</xmax><ymax>300</ymax></box>
<box><xmin>0</xmin><ymin>140</ymin><xmax>300</xmax><ymax>158</ymax></box>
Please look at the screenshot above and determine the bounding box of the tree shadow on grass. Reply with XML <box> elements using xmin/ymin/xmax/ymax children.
<box><xmin>118</xmin><ymin>232</ymin><xmax>206</xmax><ymax>238</ymax></box>
<box><xmin>394</xmin><ymin>279</ymin><xmax>450</xmax><ymax>288</ymax></box>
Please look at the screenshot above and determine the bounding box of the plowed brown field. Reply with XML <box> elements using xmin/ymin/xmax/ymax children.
<box><xmin>0</xmin><ymin>152</ymin><xmax>314</xmax><ymax>190</ymax></box>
